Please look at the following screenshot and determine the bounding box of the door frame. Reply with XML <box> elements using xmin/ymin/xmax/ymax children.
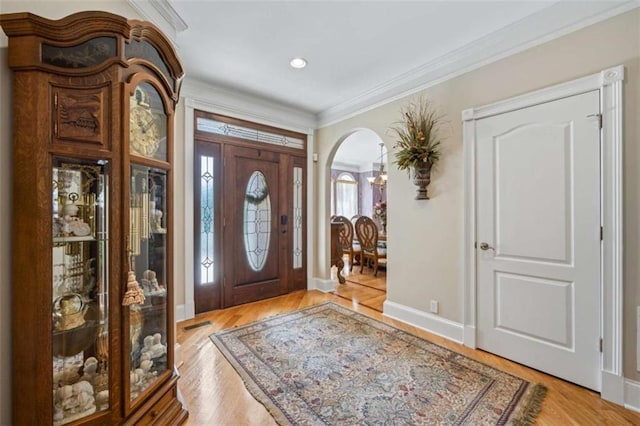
<box><xmin>182</xmin><ymin>99</ymin><xmax>313</xmax><ymax>318</ymax></box>
<box><xmin>462</xmin><ymin>65</ymin><xmax>624</xmax><ymax>403</ymax></box>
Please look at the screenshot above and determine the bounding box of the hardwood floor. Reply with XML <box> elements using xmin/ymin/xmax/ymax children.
<box><xmin>332</xmin><ymin>258</ymin><xmax>386</xmax><ymax>312</ymax></box>
<box><xmin>176</xmin><ymin>290</ymin><xmax>640</xmax><ymax>425</ymax></box>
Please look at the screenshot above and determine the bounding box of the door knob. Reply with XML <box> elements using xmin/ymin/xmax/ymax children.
<box><xmin>479</xmin><ymin>242</ymin><xmax>494</xmax><ymax>251</ymax></box>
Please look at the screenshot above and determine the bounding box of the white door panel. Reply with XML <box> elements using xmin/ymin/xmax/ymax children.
<box><xmin>476</xmin><ymin>90</ymin><xmax>601</xmax><ymax>390</ymax></box>
<box><xmin>494</xmin><ymin>272</ymin><xmax>573</xmax><ymax>348</ymax></box>
<box><xmin>494</xmin><ymin>123</ymin><xmax>572</xmax><ymax>263</ymax></box>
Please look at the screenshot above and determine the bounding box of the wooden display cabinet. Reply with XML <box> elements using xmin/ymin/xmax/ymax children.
<box><xmin>1</xmin><ymin>11</ymin><xmax>187</xmax><ymax>425</ymax></box>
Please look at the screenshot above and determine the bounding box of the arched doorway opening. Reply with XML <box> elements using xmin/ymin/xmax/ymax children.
<box><xmin>328</xmin><ymin>129</ymin><xmax>388</xmax><ymax>312</ymax></box>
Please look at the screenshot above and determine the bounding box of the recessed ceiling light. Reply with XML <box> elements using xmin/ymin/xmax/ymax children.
<box><xmin>289</xmin><ymin>57</ymin><xmax>307</xmax><ymax>69</ymax></box>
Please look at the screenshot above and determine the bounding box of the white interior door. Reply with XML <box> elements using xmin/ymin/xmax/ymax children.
<box><xmin>476</xmin><ymin>90</ymin><xmax>601</xmax><ymax>391</ymax></box>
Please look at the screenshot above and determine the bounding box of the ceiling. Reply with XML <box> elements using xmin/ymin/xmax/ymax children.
<box><xmin>170</xmin><ymin>0</ymin><xmax>553</xmax><ymax>113</ymax></box>
<box><xmin>0</xmin><ymin>1</ymin><xmax>633</xmax><ymax>168</ymax></box>
<box><xmin>157</xmin><ymin>0</ymin><xmax>634</xmax><ymax>126</ymax></box>
<box><xmin>170</xmin><ymin>0</ymin><xmax>554</xmax><ymax>115</ymax></box>
<box><xmin>1</xmin><ymin>1</ymin><xmax>633</xmax><ymax>127</ymax></box>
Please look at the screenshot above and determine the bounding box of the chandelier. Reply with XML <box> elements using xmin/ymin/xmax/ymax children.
<box><xmin>367</xmin><ymin>143</ymin><xmax>388</xmax><ymax>190</ymax></box>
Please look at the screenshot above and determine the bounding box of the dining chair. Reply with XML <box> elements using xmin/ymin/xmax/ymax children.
<box><xmin>333</xmin><ymin>215</ymin><xmax>360</xmax><ymax>271</ymax></box>
<box><xmin>354</xmin><ymin>216</ymin><xmax>387</xmax><ymax>276</ymax></box>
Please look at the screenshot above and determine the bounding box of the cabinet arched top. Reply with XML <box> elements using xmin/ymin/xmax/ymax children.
<box><xmin>0</xmin><ymin>11</ymin><xmax>184</xmax><ymax>103</ymax></box>
<box><xmin>126</xmin><ymin>73</ymin><xmax>175</xmax><ymax>117</ymax></box>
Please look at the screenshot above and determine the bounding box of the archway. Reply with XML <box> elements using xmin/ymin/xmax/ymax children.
<box><xmin>327</xmin><ymin>128</ymin><xmax>388</xmax><ymax>312</ymax></box>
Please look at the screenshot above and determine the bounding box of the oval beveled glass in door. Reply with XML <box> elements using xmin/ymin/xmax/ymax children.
<box><xmin>243</xmin><ymin>171</ymin><xmax>272</xmax><ymax>272</ymax></box>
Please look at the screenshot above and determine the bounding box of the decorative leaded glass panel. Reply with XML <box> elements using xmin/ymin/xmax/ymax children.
<box><xmin>196</xmin><ymin>117</ymin><xmax>305</xmax><ymax>150</ymax></box>
<box><xmin>200</xmin><ymin>156</ymin><xmax>215</xmax><ymax>284</ymax></box>
<box><xmin>43</xmin><ymin>37</ymin><xmax>117</xmax><ymax>68</ymax></box>
<box><xmin>243</xmin><ymin>171</ymin><xmax>271</xmax><ymax>272</ymax></box>
<box><xmin>293</xmin><ymin>167</ymin><xmax>303</xmax><ymax>269</ymax></box>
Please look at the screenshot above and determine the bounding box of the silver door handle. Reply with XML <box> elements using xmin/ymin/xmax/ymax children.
<box><xmin>479</xmin><ymin>242</ymin><xmax>494</xmax><ymax>251</ymax></box>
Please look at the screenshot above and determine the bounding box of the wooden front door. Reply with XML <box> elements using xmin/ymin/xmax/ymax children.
<box><xmin>193</xmin><ymin>110</ymin><xmax>307</xmax><ymax>313</ymax></box>
<box><xmin>223</xmin><ymin>145</ymin><xmax>285</xmax><ymax>306</ymax></box>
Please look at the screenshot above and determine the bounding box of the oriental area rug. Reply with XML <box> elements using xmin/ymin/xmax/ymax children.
<box><xmin>210</xmin><ymin>302</ymin><xmax>547</xmax><ymax>425</ymax></box>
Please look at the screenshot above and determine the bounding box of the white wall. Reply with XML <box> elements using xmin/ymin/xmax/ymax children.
<box><xmin>315</xmin><ymin>9</ymin><xmax>640</xmax><ymax>380</ymax></box>
<box><xmin>0</xmin><ymin>2</ymin><xmax>142</xmax><ymax>424</ymax></box>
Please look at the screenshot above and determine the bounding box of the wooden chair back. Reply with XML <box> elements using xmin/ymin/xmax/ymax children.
<box><xmin>333</xmin><ymin>215</ymin><xmax>354</xmax><ymax>250</ymax></box>
<box><xmin>354</xmin><ymin>216</ymin><xmax>386</xmax><ymax>276</ymax></box>
<box><xmin>333</xmin><ymin>215</ymin><xmax>361</xmax><ymax>271</ymax></box>
<box><xmin>354</xmin><ymin>216</ymin><xmax>378</xmax><ymax>253</ymax></box>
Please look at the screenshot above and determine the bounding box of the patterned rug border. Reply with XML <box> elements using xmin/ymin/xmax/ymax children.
<box><xmin>210</xmin><ymin>302</ymin><xmax>547</xmax><ymax>425</ymax></box>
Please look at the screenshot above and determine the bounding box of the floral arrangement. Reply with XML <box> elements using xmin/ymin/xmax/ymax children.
<box><xmin>391</xmin><ymin>97</ymin><xmax>443</xmax><ymax>172</ymax></box>
<box><xmin>373</xmin><ymin>201</ymin><xmax>387</xmax><ymax>226</ymax></box>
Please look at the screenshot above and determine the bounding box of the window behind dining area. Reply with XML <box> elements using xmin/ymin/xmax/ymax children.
<box><xmin>334</xmin><ymin>172</ymin><xmax>358</xmax><ymax>218</ymax></box>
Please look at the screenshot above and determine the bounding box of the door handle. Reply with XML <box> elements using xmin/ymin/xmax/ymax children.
<box><xmin>479</xmin><ymin>242</ymin><xmax>494</xmax><ymax>251</ymax></box>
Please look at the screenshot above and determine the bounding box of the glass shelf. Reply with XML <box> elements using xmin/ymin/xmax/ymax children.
<box><xmin>53</xmin><ymin>236</ymin><xmax>97</xmax><ymax>243</ymax></box>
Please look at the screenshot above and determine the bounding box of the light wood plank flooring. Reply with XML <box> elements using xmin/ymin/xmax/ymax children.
<box><xmin>176</xmin><ymin>290</ymin><xmax>640</xmax><ymax>425</ymax></box>
<box><xmin>332</xmin><ymin>259</ymin><xmax>386</xmax><ymax>312</ymax></box>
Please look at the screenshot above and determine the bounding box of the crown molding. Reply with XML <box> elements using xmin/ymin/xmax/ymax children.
<box><xmin>317</xmin><ymin>0</ymin><xmax>640</xmax><ymax>128</ymax></box>
<box><xmin>182</xmin><ymin>78</ymin><xmax>316</xmax><ymax>135</ymax></box>
<box><xmin>140</xmin><ymin>0</ymin><xmax>638</xmax><ymax>130</ymax></box>
<box><xmin>127</xmin><ymin>0</ymin><xmax>187</xmax><ymax>43</ymax></box>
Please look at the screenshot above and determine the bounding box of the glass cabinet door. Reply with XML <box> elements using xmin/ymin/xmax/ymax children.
<box><xmin>52</xmin><ymin>158</ymin><xmax>109</xmax><ymax>425</ymax></box>
<box><xmin>129</xmin><ymin>82</ymin><xmax>167</xmax><ymax>161</ymax></box>
<box><xmin>127</xmin><ymin>165</ymin><xmax>169</xmax><ymax>402</ymax></box>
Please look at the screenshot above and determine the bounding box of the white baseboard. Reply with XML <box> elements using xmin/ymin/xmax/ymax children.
<box><xmin>625</xmin><ymin>379</ymin><xmax>640</xmax><ymax>413</ymax></box>
<box><xmin>175</xmin><ymin>302</ymin><xmax>195</xmax><ymax>322</ymax></box>
<box><xmin>602</xmin><ymin>370</ymin><xmax>625</xmax><ymax>405</ymax></box>
<box><xmin>185</xmin><ymin>301</ymin><xmax>195</xmax><ymax>320</ymax></box>
<box><xmin>175</xmin><ymin>304</ymin><xmax>186</xmax><ymax>322</ymax></box>
<box><xmin>382</xmin><ymin>300</ymin><xmax>464</xmax><ymax>344</ymax></box>
<box><xmin>313</xmin><ymin>277</ymin><xmax>335</xmax><ymax>293</ymax></box>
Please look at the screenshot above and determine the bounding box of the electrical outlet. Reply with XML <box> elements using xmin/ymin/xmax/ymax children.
<box><xmin>430</xmin><ymin>300</ymin><xmax>439</xmax><ymax>314</ymax></box>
